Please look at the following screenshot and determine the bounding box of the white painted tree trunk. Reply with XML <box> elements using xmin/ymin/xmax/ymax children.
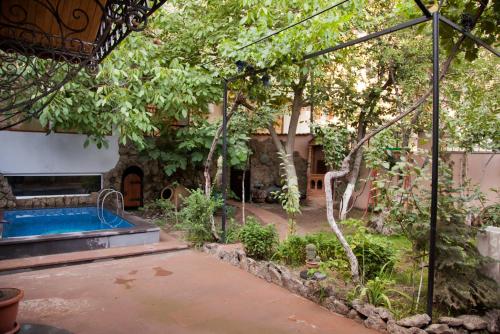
<box><xmin>340</xmin><ymin>147</ymin><xmax>364</xmax><ymax>220</ymax></box>
<box><xmin>325</xmin><ymin>169</ymin><xmax>360</xmax><ymax>282</ymax></box>
<box><xmin>340</xmin><ymin>183</ymin><xmax>355</xmax><ymax>220</ymax></box>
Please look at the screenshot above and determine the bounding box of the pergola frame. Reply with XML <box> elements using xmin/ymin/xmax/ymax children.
<box><xmin>219</xmin><ymin>2</ymin><xmax>499</xmax><ymax>319</ymax></box>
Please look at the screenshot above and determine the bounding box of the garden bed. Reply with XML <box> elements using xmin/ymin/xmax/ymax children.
<box><xmin>203</xmin><ymin>243</ymin><xmax>500</xmax><ymax>334</ymax></box>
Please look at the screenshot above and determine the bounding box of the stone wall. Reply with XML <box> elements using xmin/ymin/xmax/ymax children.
<box><xmin>249</xmin><ymin>137</ymin><xmax>308</xmax><ymax>197</ymax></box>
<box><xmin>0</xmin><ymin>174</ymin><xmax>16</xmax><ymax>209</ymax></box>
<box><xmin>15</xmin><ymin>193</ymin><xmax>98</xmax><ymax>209</ymax></box>
<box><xmin>103</xmin><ymin>144</ymin><xmax>165</xmax><ymax>203</ymax></box>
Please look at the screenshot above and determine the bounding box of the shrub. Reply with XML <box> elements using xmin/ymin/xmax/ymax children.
<box><xmin>352</xmin><ymin>263</ymin><xmax>411</xmax><ymax>310</ymax></box>
<box><xmin>275</xmin><ymin>235</ymin><xmax>308</xmax><ymax>266</ymax></box>
<box><xmin>177</xmin><ymin>189</ymin><xmax>222</xmax><ymax>246</ymax></box>
<box><xmin>478</xmin><ymin>204</ymin><xmax>500</xmax><ymax>227</ymax></box>
<box><xmin>225</xmin><ymin>218</ymin><xmax>242</xmax><ymax>244</ymax></box>
<box><xmin>141</xmin><ymin>198</ymin><xmax>177</xmax><ymax>227</ymax></box>
<box><xmin>275</xmin><ymin>229</ymin><xmax>395</xmax><ymax>280</ymax></box>
<box><xmin>239</xmin><ymin>217</ymin><xmax>278</xmax><ymax>260</ymax></box>
<box><xmin>350</xmin><ymin>232</ymin><xmax>395</xmax><ymax>280</ymax></box>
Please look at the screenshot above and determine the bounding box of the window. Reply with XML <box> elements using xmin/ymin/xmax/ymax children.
<box><xmin>6</xmin><ymin>175</ymin><xmax>101</xmax><ymax>197</ymax></box>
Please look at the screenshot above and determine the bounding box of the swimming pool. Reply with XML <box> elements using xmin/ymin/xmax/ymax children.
<box><xmin>0</xmin><ymin>207</ymin><xmax>160</xmax><ymax>260</ymax></box>
<box><xmin>2</xmin><ymin>207</ymin><xmax>133</xmax><ymax>239</ymax></box>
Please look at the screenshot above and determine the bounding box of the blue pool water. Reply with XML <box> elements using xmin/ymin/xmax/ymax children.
<box><xmin>2</xmin><ymin>207</ymin><xmax>133</xmax><ymax>239</ymax></box>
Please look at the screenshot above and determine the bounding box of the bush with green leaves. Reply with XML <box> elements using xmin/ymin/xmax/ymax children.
<box><xmin>141</xmin><ymin>198</ymin><xmax>177</xmax><ymax>227</ymax></box>
<box><xmin>225</xmin><ymin>218</ymin><xmax>242</xmax><ymax>244</ymax></box>
<box><xmin>351</xmin><ymin>263</ymin><xmax>410</xmax><ymax>310</ymax></box>
<box><xmin>239</xmin><ymin>217</ymin><xmax>278</xmax><ymax>260</ymax></box>
<box><xmin>275</xmin><ymin>226</ymin><xmax>395</xmax><ymax>280</ymax></box>
<box><xmin>478</xmin><ymin>203</ymin><xmax>500</xmax><ymax>227</ymax></box>
<box><xmin>378</xmin><ymin>159</ymin><xmax>500</xmax><ymax>312</ymax></box>
<box><xmin>177</xmin><ymin>189</ymin><xmax>223</xmax><ymax>246</ymax></box>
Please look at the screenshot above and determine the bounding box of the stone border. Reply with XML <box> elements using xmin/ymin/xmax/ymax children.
<box><xmin>203</xmin><ymin>243</ymin><xmax>500</xmax><ymax>334</ymax></box>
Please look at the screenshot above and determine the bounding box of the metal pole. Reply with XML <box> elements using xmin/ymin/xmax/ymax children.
<box><xmin>221</xmin><ymin>79</ymin><xmax>229</xmax><ymax>243</ymax></box>
<box><xmin>427</xmin><ymin>11</ymin><xmax>440</xmax><ymax>319</ymax></box>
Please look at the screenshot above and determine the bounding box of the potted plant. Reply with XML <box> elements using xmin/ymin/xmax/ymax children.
<box><xmin>0</xmin><ymin>288</ymin><xmax>24</xmax><ymax>334</ymax></box>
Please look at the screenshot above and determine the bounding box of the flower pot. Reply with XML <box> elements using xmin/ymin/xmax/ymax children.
<box><xmin>0</xmin><ymin>288</ymin><xmax>24</xmax><ymax>334</ymax></box>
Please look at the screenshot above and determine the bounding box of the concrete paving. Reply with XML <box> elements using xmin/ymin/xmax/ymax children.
<box><xmin>0</xmin><ymin>250</ymin><xmax>377</xmax><ymax>334</ymax></box>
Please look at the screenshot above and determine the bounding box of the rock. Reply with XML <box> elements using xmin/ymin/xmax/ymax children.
<box><xmin>333</xmin><ymin>300</ymin><xmax>350</xmax><ymax>316</ymax></box>
<box><xmin>407</xmin><ymin>327</ymin><xmax>427</xmax><ymax>334</ymax></box>
<box><xmin>425</xmin><ymin>324</ymin><xmax>454</xmax><ymax>334</ymax></box>
<box><xmin>247</xmin><ymin>260</ymin><xmax>271</xmax><ymax>281</ymax></box>
<box><xmin>313</xmin><ymin>272</ymin><xmax>327</xmax><ymax>281</ymax></box>
<box><xmin>397</xmin><ymin>314</ymin><xmax>431</xmax><ymax>328</ymax></box>
<box><xmin>387</xmin><ymin>320</ymin><xmax>411</xmax><ymax>334</ymax></box>
<box><xmin>364</xmin><ymin>315</ymin><xmax>387</xmax><ymax>332</ymax></box>
<box><xmin>438</xmin><ymin>317</ymin><xmax>464</xmax><ymax>327</ymax></box>
<box><xmin>280</xmin><ymin>269</ymin><xmax>306</xmax><ymax>296</ymax></box>
<box><xmin>347</xmin><ymin>309</ymin><xmax>364</xmax><ymax>323</ymax></box>
<box><xmin>484</xmin><ymin>309</ymin><xmax>500</xmax><ymax>334</ymax></box>
<box><xmin>303</xmin><ymin>280</ymin><xmax>321</xmax><ymax>300</ymax></box>
<box><xmin>299</xmin><ymin>270</ymin><xmax>309</xmax><ymax>280</ymax></box>
<box><xmin>322</xmin><ymin>297</ymin><xmax>350</xmax><ymax>315</ymax></box>
<box><xmin>352</xmin><ymin>301</ymin><xmax>376</xmax><ymax>318</ymax></box>
<box><xmin>374</xmin><ymin>306</ymin><xmax>394</xmax><ymax>321</ymax></box>
<box><xmin>228</xmin><ymin>252</ymin><xmax>240</xmax><ymax>267</ymax></box>
<box><xmin>457</xmin><ymin>315</ymin><xmax>488</xmax><ymax>331</ymax></box>
<box><xmin>203</xmin><ymin>243</ymin><xmax>219</xmax><ymax>255</ymax></box>
<box><xmin>215</xmin><ymin>248</ymin><xmax>229</xmax><ymax>261</ymax></box>
<box><xmin>268</xmin><ymin>264</ymin><xmax>283</xmax><ymax>286</ymax></box>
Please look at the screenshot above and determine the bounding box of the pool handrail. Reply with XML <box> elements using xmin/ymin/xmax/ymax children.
<box><xmin>97</xmin><ymin>189</ymin><xmax>124</xmax><ymax>224</ymax></box>
<box><xmin>101</xmin><ymin>190</ymin><xmax>124</xmax><ymax>227</ymax></box>
<box><xmin>97</xmin><ymin>189</ymin><xmax>115</xmax><ymax>221</ymax></box>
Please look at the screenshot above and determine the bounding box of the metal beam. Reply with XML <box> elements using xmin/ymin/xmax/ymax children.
<box><xmin>221</xmin><ymin>79</ymin><xmax>229</xmax><ymax>243</ymax></box>
<box><xmin>303</xmin><ymin>16</ymin><xmax>431</xmax><ymax>60</ymax></box>
<box><xmin>440</xmin><ymin>16</ymin><xmax>500</xmax><ymax>57</ymax></box>
<box><xmin>413</xmin><ymin>0</ymin><xmax>432</xmax><ymax>18</ymax></box>
<box><xmin>427</xmin><ymin>11</ymin><xmax>440</xmax><ymax>320</ymax></box>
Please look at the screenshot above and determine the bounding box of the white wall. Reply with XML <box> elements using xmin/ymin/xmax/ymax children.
<box><xmin>0</xmin><ymin>131</ymin><xmax>119</xmax><ymax>175</ymax></box>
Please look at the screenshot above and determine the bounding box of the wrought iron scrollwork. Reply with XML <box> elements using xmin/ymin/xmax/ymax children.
<box><xmin>0</xmin><ymin>0</ymin><xmax>167</xmax><ymax>129</ymax></box>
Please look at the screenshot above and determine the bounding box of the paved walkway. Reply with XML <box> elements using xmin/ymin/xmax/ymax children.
<box><xmin>230</xmin><ymin>201</ymin><xmax>329</xmax><ymax>240</ymax></box>
<box><xmin>0</xmin><ymin>250</ymin><xmax>376</xmax><ymax>334</ymax></box>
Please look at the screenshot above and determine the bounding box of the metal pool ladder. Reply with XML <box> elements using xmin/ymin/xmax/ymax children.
<box><xmin>97</xmin><ymin>189</ymin><xmax>125</xmax><ymax>224</ymax></box>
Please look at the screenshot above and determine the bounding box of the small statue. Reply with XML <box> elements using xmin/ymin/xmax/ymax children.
<box><xmin>305</xmin><ymin>244</ymin><xmax>320</xmax><ymax>268</ymax></box>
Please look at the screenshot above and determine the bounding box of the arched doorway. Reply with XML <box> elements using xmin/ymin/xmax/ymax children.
<box><xmin>122</xmin><ymin>166</ymin><xmax>143</xmax><ymax>209</ymax></box>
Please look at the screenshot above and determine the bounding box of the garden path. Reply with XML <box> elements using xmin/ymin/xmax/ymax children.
<box><xmin>230</xmin><ymin>201</ymin><xmax>334</xmax><ymax>239</ymax></box>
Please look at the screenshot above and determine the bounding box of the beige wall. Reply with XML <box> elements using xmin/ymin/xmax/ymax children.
<box><xmin>352</xmin><ymin>152</ymin><xmax>499</xmax><ymax>210</ymax></box>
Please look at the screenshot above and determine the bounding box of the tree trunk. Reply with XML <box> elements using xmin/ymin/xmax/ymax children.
<box><xmin>242</xmin><ymin>154</ymin><xmax>249</xmax><ymax>225</ymax></box>
<box><xmin>204</xmin><ymin>92</ymin><xmax>243</xmax><ymax>240</ymax></box>
<box><xmin>340</xmin><ymin>146</ymin><xmax>364</xmax><ymax>220</ymax></box>
<box><xmin>267</xmin><ymin>75</ymin><xmax>307</xmax><ymax>234</ymax></box>
<box><xmin>325</xmin><ymin>168</ymin><xmax>360</xmax><ymax>281</ymax></box>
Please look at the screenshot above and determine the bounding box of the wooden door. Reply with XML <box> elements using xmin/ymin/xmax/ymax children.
<box><xmin>123</xmin><ymin>173</ymin><xmax>142</xmax><ymax>208</ymax></box>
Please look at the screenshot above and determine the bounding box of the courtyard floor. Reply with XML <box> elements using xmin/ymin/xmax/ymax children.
<box><xmin>0</xmin><ymin>250</ymin><xmax>377</xmax><ymax>334</ymax></box>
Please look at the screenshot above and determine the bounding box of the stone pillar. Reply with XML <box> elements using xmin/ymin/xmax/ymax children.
<box><xmin>0</xmin><ymin>174</ymin><xmax>16</xmax><ymax>209</ymax></box>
